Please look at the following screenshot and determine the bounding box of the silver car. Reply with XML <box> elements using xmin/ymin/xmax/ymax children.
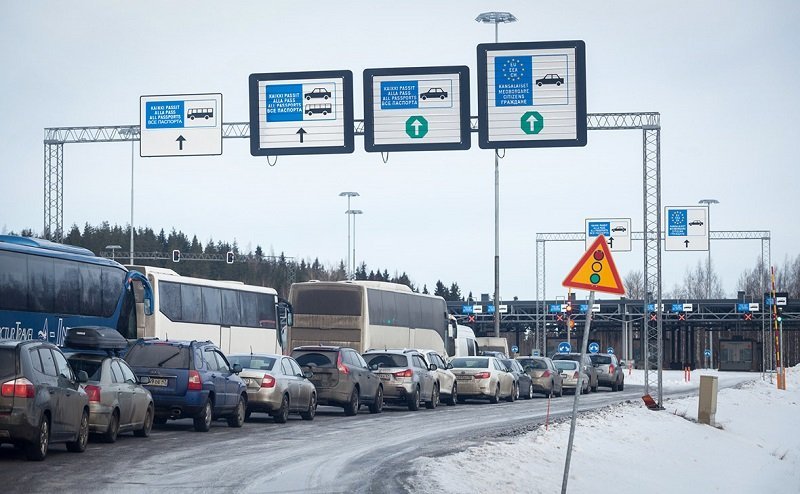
<box><xmin>362</xmin><ymin>350</ymin><xmax>437</xmax><ymax>411</ymax></box>
<box><xmin>65</xmin><ymin>352</ymin><xmax>154</xmax><ymax>442</ymax></box>
<box><xmin>228</xmin><ymin>354</ymin><xmax>317</xmax><ymax>423</ymax></box>
<box><xmin>450</xmin><ymin>356</ymin><xmax>515</xmax><ymax>403</ymax></box>
<box><xmin>415</xmin><ymin>349</ymin><xmax>458</xmax><ymax>406</ymax></box>
<box><xmin>516</xmin><ymin>356</ymin><xmax>563</xmax><ymax>398</ymax></box>
<box><xmin>553</xmin><ymin>360</ymin><xmax>589</xmax><ymax>394</ymax></box>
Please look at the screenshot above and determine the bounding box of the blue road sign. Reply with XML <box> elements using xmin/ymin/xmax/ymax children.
<box><xmin>461</xmin><ymin>305</ymin><xmax>474</xmax><ymax>314</ymax></box>
<box><xmin>532</xmin><ymin>349</ymin><xmax>541</xmax><ymax>357</ymax></box>
<box><xmin>548</xmin><ymin>304</ymin><xmax>562</xmax><ymax>313</ymax></box>
<box><xmin>588</xmin><ymin>221</ymin><xmax>611</xmax><ymax>237</ymax></box>
<box><xmin>704</xmin><ymin>349</ymin><xmax>712</xmax><ymax>357</ymax></box>
<box><xmin>606</xmin><ymin>347</ymin><xmax>614</xmax><ymax>354</ymax></box>
<box><xmin>511</xmin><ymin>345</ymin><xmax>519</xmax><ymax>353</ymax></box>
<box><xmin>671</xmin><ymin>303</ymin><xmax>684</xmax><ymax>313</ymax></box>
<box><xmin>668</xmin><ymin>209</ymin><xmax>688</xmax><ymax>237</ymax></box>
<box><xmin>588</xmin><ymin>342</ymin><xmax>600</xmax><ymax>354</ymax></box>
<box><xmin>736</xmin><ymin>303</ymin><xmax>750</xmax><ymax>313</ymax></box>
<box><xmin>558</xmin><ymin>342</ymin><xmax>571</xmax><ymax>353</ymax></box>
<box><xmin>579</xmin><ymin>304</ymin><xmax>589</xmax><ymax>313</ymax></box>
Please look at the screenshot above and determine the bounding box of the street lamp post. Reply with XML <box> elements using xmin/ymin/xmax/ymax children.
<box><xmin>476</xmin><ymin>11</ymin><xmax>517</xmax><ymax>339</ymax></box>
<box><xmin>346</xmin><ymin>210</ymin><xmax>363</xmax><ymax>280</ymax></box>
<box><xmin>698</xmin><ymin>198</ymin><xmax>719</xmax><ymax>368</ymax></box>
<box><xmin>339</xmin><ymin>192</ymin><xmax>360</xmax><ymax>279</ymax></box>
<box><xmin>105</xmin><ymin>244</ymin><xmax>122</xmax><ymax>261</ymax></box>
<box><xmin>120</xmin><ymin>127</ymin><xmax>139</xmax><ymax>265</ymax></box>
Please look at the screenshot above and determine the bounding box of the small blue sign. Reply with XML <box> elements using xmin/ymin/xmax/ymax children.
<box><xmin>548</xmin><ymin>304</ymin><xmax>562</xmax><ymax>313</ymax></box>
<box><xmin>380</xmin><ymin>80</ymin><xmax>418</xmax><ymax>109</ymax></box>
<box><xmin>668</xmin><ymin>209</ymin><xmax>688</xmax><ymax>237</ymax></box>
<box><xmin>494</xmin><ymin>56</ymin><xmax>533</xmax><ymax>107</ymax></box>
<box><xmin>532</xmin><ymin>349</ymin><xmax>541</xmax><ymax>357</ymax></box>
<box><xmin>704</xmin><ymin>349</ymin><xmax>711</xmax><ymax>357</ymax></box>
<box><xmin>736</xmin><ymin>303</ymin><xmax>750</xmax><ymax>313</ymax></box>
<box><xmin>579</xmin><ymin>304</ymin><xmax>589</xmax><ymax>313</ymax></box>
<box><xmin>461</xmin><ymin>305</ymin><xmax>474</xmax><ymax>314</ymax></box>
<box><xmin>487</xmin><ymin>305</ymin><xmax>496</xmax><ymax>314</ymax></box>
<box><xmin>588</xmin><ymin>342</ymin><xmax>600</xmax><ymax>354</ymax></box>
<box><xmin>671</xmin><ymin>304</ymin><xmax>684</xmax><ymax>313</ymax></box>
<box><xmin>511</xmin><ymin>345</ymin><xmax>519</xmax><ymax>353</ymax></box>
<box><xmin>647</xmin><ymin>303</ymin><xmax>658</xmax><ymax>312</ymax></box>
<box><xmin>607</xmin><ymin>347</ymin><xmax>614</xmax><ymax>354</ymax></box>
<box><xmin>588</xmin><ymin>221</ymin><xmax>611</xmax><ymax>237</ymax></box>
<box><xmin>266</xmin><ymin>84</ymin><xmax>303</xmax><ymax>122</ymax></box>
<box><xmin>765</xmin><ymin>297</ymin><xmax>775</xmax><ymax>306</ymax></box>
<box><xmin>146</xmin><ymin>100</ymin><xmax>185</xmax><ymax>129</ymax></box>
<box><xmin>558</xmin><ymin>342</ymin><xmax>571</xmax><ymax>353</ymax></box>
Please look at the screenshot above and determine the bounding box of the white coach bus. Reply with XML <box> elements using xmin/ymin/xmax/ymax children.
<box><xmin>288</xmin><ymin>280</ymin><xmax>453</xmax><ymax>356</ymax></box>
<box><xmin>128</xmin><ymin>266</ymin><xmax>286</xmax><ymax>354</ymax></box>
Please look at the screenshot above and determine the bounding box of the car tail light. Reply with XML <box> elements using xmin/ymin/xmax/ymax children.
<box><xmin>608</xmin><ymin>364</ymin><xmax>615</xmax><ymax>374</ymax></box>
<box><xmin>261</xmin><ymin>374</ymin><xmax>276</xmax><ymax>388</ymax></box>
<box><xmin>188</xmin><ymin>370</ymin><xmax>202</xmax><ymax>391</ymax></box>
<box><xmin>394</xmin><ymin>369</ymin><xmax>413</xmax><ymax>378</ymax></box>
<box><xmin>337</xmin><ymin>353</ymin><xmax>350</xmax><ymax>375</ymax></box>
<box><xmin>84</xmin><ymin>384</ymin><xmax>101</xmax><ymax>403</ymax></box>
<box><xmin>573</xmin><ymin>371</ymin><xmax>580</xmax><ymax>379</ymax></box>
<box><xmin>473</xmin><ymin>372</ymin><xmax>491</xmax><ymax>380</ymax></box>
<box><xmin>1</xmin><ymin>378</ymin><xmax>35</xmax><ymax>398</ymax></box>
<box><xmin>541</xmin><ymin>370</ymin><xmax>551</xmax><ymax>378</ymax></box>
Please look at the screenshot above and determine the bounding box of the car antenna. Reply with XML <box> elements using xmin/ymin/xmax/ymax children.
<box><xmin>250</xmin><ymin>345</ymin><xmax>253</xmax><ymax>356</ymax></box>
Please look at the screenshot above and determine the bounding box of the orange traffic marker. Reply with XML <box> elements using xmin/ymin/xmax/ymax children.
<box><xmin>563</xmin><ymin>235</ymin><xmax>625</xmax><ymax>295</ymax></box>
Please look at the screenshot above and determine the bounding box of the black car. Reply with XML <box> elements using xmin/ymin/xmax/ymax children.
<box><xmin>535</xmin><ymin>74</ymin><xmax>564</xmax><ymax>86</ymax></box>
<box><xmin>125</xmin><ymin>339</ymin><xmax>247</xmax><ymax>432</ymax></box>
<box><xmin>500</xmin><ymin>358</ymin><xmax>534</xmax><ymax>399</ymax></box>
<box><xmin>0</xmin><ymin>340</ymin><xmax>90</xmax><ymax>460</ymax></box>
<box><xmin>292</xmin><ymin>346</ymin><xmax>383</xmax><ymax>416</ymax></box>
<box><xmin>552</xmin><ymin>353</ymin><xmax>599</xmax><ymax>392</ymax></box>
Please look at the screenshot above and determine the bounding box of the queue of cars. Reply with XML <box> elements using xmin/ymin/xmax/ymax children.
<box><xmin>0</xmin><ymin>327</ymin><xmax>626</xmax><ymax>461</ymax></box>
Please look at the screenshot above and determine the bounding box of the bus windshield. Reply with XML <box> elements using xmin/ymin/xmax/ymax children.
<box><xmin>292</xmin><ymin>286</ymin><xmax>362</xmax><ymax>316</ymax></box>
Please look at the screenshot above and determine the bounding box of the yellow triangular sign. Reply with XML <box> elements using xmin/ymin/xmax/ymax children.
<box><xmin>562</xmin><ymin>235</ymin><xmax>625</xmax><ymax>295</ymax></box>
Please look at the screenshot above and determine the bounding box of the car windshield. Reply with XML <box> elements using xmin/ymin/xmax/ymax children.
<box><xmin>590</xmin><ymin>355</ymin><xmax>612</xmax><ymax>365</ymax></box>
<box><xmin>0</xmin><ymin>348</ymin><xmax>15</xmax><ymax>378</ymax></box>
<box><xmin>519</xmin><ymin>359</ymin><xmax>548</xmax><ymax>370</ymax></box>
<box><xmin>293</xmin><ymin>351</ymin><xmax>336</xmax><ymax>368</ymax></box>
<box><xmin>228</xmin><ymin>356</ymin><xmax>276</xmax><ymax>371</ymax></box>
<box><xmin>67</xmin><ymin>356</ymin><xmax>103</xmax><ymax>381</ymax></box>
<box><xmin>364</xmin><ymin>354</ymin><xmax>407</xmax><ymax>369</ymax></box>
<box><xmin>125</xmin><ymin>344</ymin><xmax>191</xmax><ymax>369</ymax></box>
<box><xmin>450</xmin><ymin>358</ymin><xmax>489</xmax><ymax>369</ymax></box>
<box><xmin>554</xmin><ymin>361</ymin><xmax>578</xmax><ymax>371</ymax></box>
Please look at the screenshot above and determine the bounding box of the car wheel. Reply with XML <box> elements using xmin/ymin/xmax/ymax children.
<box><xmin>407</xmin><ymin>386</ymin><xmax>421</xmax><ymax>411</ymax></box>
<box><xmin>369</xmin><ymin>386</ymin><xmax>383</xmax><ymax>414</ymax></box>
<box><xmin>306</xmin><ymin>96</ymin><xmax>311</xmax><ymax>100</ymax></box>
<box><xmin>619</xmin><ymin>379</ymin><xmax>624</xmax><ymax>391</ymax></box>
<box><xmin>273</xmin><ymin>394</ymin><xmax>290</xmax><ymax>424</ymax></box>
<box><xmin>66</xmin><ymin>409</ymin><xmax>89</xmax><ymax>453</ymax></box>
<box><xmin>506</xmin><ymin>383</ymin><xmax>517</xmax><ymax>402</ymax></box>
<box><xmin>421</xmin><ymin>95</ymin><xmax>427</xmax><ymax>100</ymax></box>
<box><xmin>446</xmin><ymin>383</ymin><xmax>457</xmax><ymax>406</ymax></box>
<box><xmin>489</xmin><ymin>385</ymin><xmax>500</xmax><ymax>404</ymax></box>
<box><xmin>556</xmin><ymin>82</ymin><xmax>561</xmax><ymax>86</ymax></box>
<box><xmin>193</xmin><ymin>399</ymin><xmax>213</xmax><ymax>432</ymax></box>
<box><xmin>526</xmin><ymin>383</ymin><xmax>534</xmax><ymax>400</ymax></box>
<box><xmin>24</xmin><ymin>415</ymin><xmax>49</xmax><ymax>461</ymax></box>
<box><xmin>537</xmin><ymin>82</ymin><xmax>543</xmax><ymax>86</ymax></box>
<box><xmin>611</xmin><ymin>379</ymin><xmax>619</xmax><ymax>392</ymax></box>
<box><xmin>324</xmin><ymin>95</ymin><xmax>329</xmax><ymax>100</ymax></box>
<box><xmin>228</xmin><ymin>395</ymin><xmax>246</xmax><ymax>428</ymax></box>
<box><xmin>426</xmin><ymin>384</ymin><xmax>439</xmax><ymax>409</ymax></box>
<box><xmin>301</xmin><ymin>393</ymin><xmax>317</xmax><ymax>420</ymax></box>
<box><xmin>101</xmin><ymin>409</ymin><xmax>120</xmax><ymax>443</ymax></box>
<box><xmin>134</xmin><ymin>405</ymin><xmax>154</xmax><ymax>438</ymax></box>
<box><xmin>343</xmin><ymin>387</ymin><xmax>360</xmax><ymax>416</ymax></box>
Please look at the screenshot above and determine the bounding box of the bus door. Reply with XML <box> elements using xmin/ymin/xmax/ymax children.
<box><xmin>219</xmin><ymin>325</ymin><xmax>232</xmax><ymax>354</ymax></box>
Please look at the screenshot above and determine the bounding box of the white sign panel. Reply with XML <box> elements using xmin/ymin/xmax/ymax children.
<box><xmin>477</xmin><ymin>40</ymin><xmax>587</xmax><ymax>149</ymax></box>
<box><xmin>585</xmin><ymin>218</ymin><xmax>632</xmax><ymax>252</ymax></box>
<box><xmin>472</xmin><ymin>305</ymin><xmax>483</xmax><ymax>314</ymax></box>
<box><xmin>248</xmin><ymin>70</ymin><xmax>354</xmax><ymax>156</ymax></box>
<box><xmin>665</xmin><ymin>206</ymin><xmax>709</xmax><ymax>251</ymax></box>
<box><xmin>139</xmin><ymin>93</ymin><xmax>222</xmax><ymax>157</ymax></box>
<box><xmin>749</xmin><ymin>303</ymin><xmax>760</xmax><ymax>312</ymax></box>
<box><xmin>363</xmin><ymin>66</ymin><xmax>470</xmax><ymax>152</ymax></box>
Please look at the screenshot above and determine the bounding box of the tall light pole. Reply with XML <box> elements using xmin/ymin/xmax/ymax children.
<box><xmin>699</xmin><ymin>198</ymin><xmax>719</xmax><ymax>368</ymax></box>
<box><xmin>476</xmin><ymin>11</ymin><xmax>517</xmax><ymax>338</ymax></box>
<box><xmin>120</xmin><ymin>127</ymin><xmax>139</xmax><ymax>265</ymax></box>
<box><xmin>346</xmin><ymin>209</ymin><xmax>363</xmax><ymax>280</ymax></box>
<box><xmin>339</xmin><ymin>192</ymin><xmax>359</xmax><ymax>279</ymax></box>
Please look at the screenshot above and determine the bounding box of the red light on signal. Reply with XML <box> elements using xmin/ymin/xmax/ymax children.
<box><xmin>593</xmin><ymin>250</ymin><xmax>604</xmax><ymax>261</ymax></box>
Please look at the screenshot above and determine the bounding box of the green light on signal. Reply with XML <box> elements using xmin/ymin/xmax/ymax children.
<box><xmin>590</xmin><ymin>273</ymin><xmax>601</xmax><ymax>284</ymax></box>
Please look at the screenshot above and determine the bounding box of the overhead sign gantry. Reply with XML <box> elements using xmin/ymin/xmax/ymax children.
<box><xmin>477</xmin><ymin>40</ymin><xmax>587</xmax><ymax>149</ymax></box>
<box><xmin>362</xmin><ymin>66</ymin><xmax>471</xmax><ymax>152</ymax></box>
<box><xmin>248</xmin><ymin>70</ymin><xmax>354</xmax><ymax>156</ymax></box>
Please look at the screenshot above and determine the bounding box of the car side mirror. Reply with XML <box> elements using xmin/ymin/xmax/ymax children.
<box><xmin>77</xmin><ymin>370</ymin><xmax>89</xmax><ymax>383</ymax></box>
<box><xmin>446</xmin><ymin>363</ymin><xmax>453</xmax><ymax>370</ymax></box>
<box><xmin>138</xmin><ymin>376</ymin><xmax>151</xmax><ymax>385</ymax></box>
<box><xmin>232</xmin><ymin>363</ymin><xmax>243</xmax><ymax>374</ymax></box>
<box><xmin>428</xmin><ymin>363</ymin><xmax>437</xmax><ymax>371</ymax></box>
<box><xmin>303</xmin><ymin>370</ymin><xmax>313</xmax><ymax>379</ymax></box>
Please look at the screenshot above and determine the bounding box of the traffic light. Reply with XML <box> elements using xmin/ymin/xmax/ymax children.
<box><xmin>226</xmin><ymin>251</ymin><xmax>235</xmax><ymax>264</ymax></box>
<box><xmin>565</xmin><ymin>301</ymin><xmax>573</xmax><ymax>314</ymax></box>
<box><xmin>172</xmin><ymin>249</ymin><xmax>180</xmax><ymax>263</ymax></box>
<box><xmin>777</xmin><ymin>307</ymin><xmax>783</xmax><ymax>323</ymax></box>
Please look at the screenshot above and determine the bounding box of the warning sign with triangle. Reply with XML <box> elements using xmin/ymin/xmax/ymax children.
<box><xmin>562</xmin><ymin>235</ymin><xmax>625</xmax><ymax>295</ymax></box>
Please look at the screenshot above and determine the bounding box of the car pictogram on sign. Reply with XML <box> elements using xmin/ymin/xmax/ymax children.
<box><xmin>689</xmin><ymin>220</ymin><xmax>704</xmax><ymax>226</ymax></box>
<box><xmin>420</xmin><ymin>88</ymin><xmax>448</xmax><ymax>100</ymax></box>
<box><xmin>304</xmin><ymin>88</ymin><xmax>331</xmax><ymax>100</ymax></box>
<box><xmin>535</xmin><ymin>74</ymin><xmax>564</xmax><ymax>86</ymax></box>
<box><xmin>611</xmin><ymin>226</ymin><xmax>627</xmax><ymax>232</ymax></box>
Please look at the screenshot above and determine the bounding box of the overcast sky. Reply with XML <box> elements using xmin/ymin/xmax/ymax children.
<box><xmin>2</xmin><ymin>1</ymin><xmax>798</xmax><ymax>301</ymax></box>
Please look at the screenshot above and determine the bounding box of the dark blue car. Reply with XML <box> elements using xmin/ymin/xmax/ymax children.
<box><xmin>124</xmin><ymin>339</ymin><xmax>246</xmax><ymax>432</ymax></box>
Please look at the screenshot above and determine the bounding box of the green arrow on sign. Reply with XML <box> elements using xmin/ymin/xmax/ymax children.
<box><xmin>521</xmin><ymin>111</ymin><xmax>544</xmax><ymax>135</ymax></box>
<box><xmin>405</xmin><ymin>116</ymin><xmax>429</xmax><ymax>139</ymax></box>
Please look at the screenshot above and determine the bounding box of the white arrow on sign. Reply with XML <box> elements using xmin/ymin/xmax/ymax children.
<box><xmin>410</xmin><ymin>119</ymin><xmax>423</xmax><ymax>136</ymax></box>
<box><xmin>525</xmin><ymin>114</ymin><xmax>537</xmax><ymax>133</ymax></box>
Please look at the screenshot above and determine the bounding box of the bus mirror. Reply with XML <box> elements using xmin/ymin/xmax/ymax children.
<box><xmin>144</xmin><ymin>298</ymin><xmax>153</xmax><ymax>316</ymax></box>
<box><xmin>286</xmin><ymin>312</ymin><xmax>293</xmax><ymax>327</ymax></box>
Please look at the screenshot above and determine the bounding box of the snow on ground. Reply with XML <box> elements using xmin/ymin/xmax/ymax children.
<box><xmin>409</xmin><ymin>367</ymin><xmax>800</xmax><ymax>493</ymax></box>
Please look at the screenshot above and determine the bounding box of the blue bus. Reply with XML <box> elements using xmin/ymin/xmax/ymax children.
<box><xmin>0</xmin><ymin>235</ymin><xmax>153</xmax><ymax>344</ymax></box>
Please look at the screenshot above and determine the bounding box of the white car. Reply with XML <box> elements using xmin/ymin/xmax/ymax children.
<box><xmin>449</xmin><ymin>356</ymin><xmax>516</xmax><ymax>403</ymax></box>
<box><xmin>415</xmin><ymin>349</ymin><xmax>458</xmax><ymax>406</ymax></box>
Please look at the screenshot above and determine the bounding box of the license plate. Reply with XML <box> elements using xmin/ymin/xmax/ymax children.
<box><xmin>456</xmin><ymin>375</ymin><xmax>472</xmax><ymax>380</ymax></box>
<box><xmin>148</xmin><ymin>378</ymin><xmax>168</xmax><ymax>387</ymax></box>
<box><xmin>379</xmin><ymin>374</ymin><xmax>390</xmax><ymax>381</ymax></box>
